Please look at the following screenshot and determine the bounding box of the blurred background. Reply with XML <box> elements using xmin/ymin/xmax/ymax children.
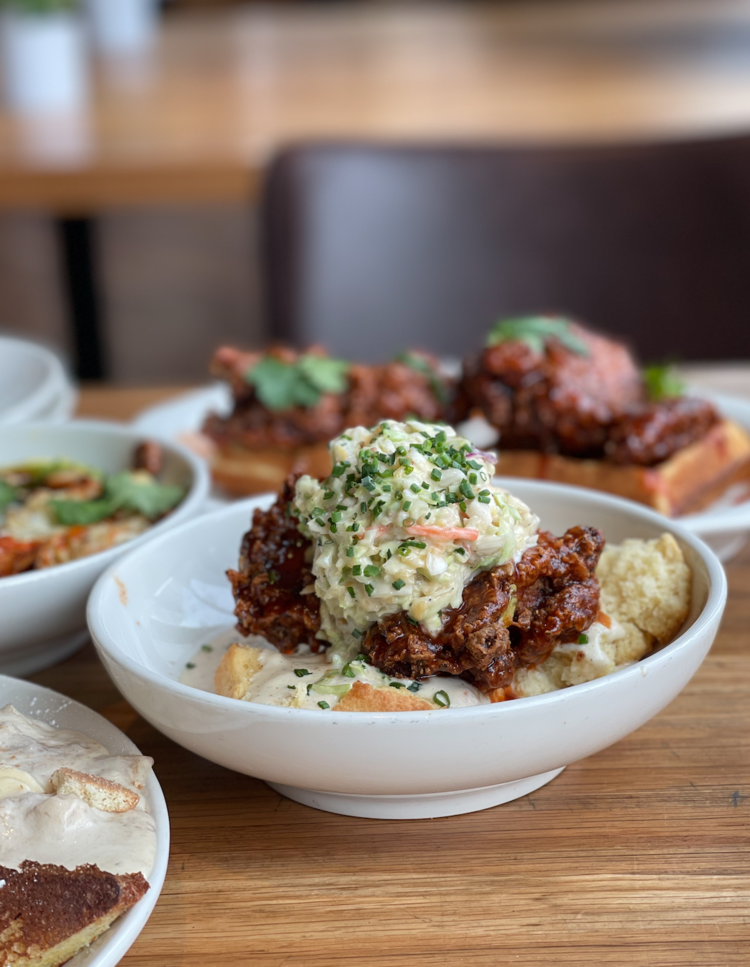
<box><xmin>2</xmin><ymin>0</ymin><xmax>750</xmax><ymax>384</ymax></box>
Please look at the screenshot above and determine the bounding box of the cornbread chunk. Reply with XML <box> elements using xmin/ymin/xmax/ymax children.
<box><xmin>0</xmin><ymin>861</ymin><xmax>148</xmax><ymax>967</ymax></box>
<box><xmin>334</xmin><ymin>681</ymin><xmax>435</xmax><ymax>712</ymax></box>
<box><xmin>214</xmin><ymin>642</ymin><xmax>264</xmax><ymax>700</ymax></box>
<box><xmin>514</xmin><ymin>534</ymin><xmax>691</xmax><ymax>698</ymax></box>
<box><xmin>50</xmin><ymin>769</ymin><xmax>139</xmax><ymax>814</ymax></box>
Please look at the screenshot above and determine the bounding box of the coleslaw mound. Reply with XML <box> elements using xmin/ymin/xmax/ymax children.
<box><xmin>292</xmin><ymin>420</ymin><xmax>539</xmax><ymax>664</ymax></box>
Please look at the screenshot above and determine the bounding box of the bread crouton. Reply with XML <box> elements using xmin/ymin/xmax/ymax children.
<box><xmin>334</xmin><ymin>680</ymin><xmax>435</xmax><ymax>712</ymax></box>
<box><xmin>214</xmin><ymin>642</ymin><xmax>264</xmax><ymax>700</ymax></box>
<box><xmin>50</xmin><ymin>768</ymin><xmax>139</xmax><ymax>813</ymax></box>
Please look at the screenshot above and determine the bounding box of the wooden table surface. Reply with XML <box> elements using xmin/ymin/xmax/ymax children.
<box><xmin>7</xmin><ymin>1</ymin><xmax>750</xmax><ymax>212</ymax></box>
<box><xmin>28</xmin><ymin>382</ymin><xmax>750</xmax><ymax>966</ymax></box>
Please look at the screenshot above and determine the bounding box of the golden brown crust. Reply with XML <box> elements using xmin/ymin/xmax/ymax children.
<box><xmin>214</xmin><ymin>643</ymin><xmax>264</xmax><ymax>700</ymax></box>
<box><xmin>495</xmin><ymin>419</ymin><xmax>750</xmax><ymax>516</ymax></box>
<box><xmin>0</xmin><ymin>861</ymin><xmax>148</xmax><ymax>967</ymax></box>
<box><xmin>50</xmin><ymin>769</ymin><xmax>139</xmax><ymax>814</ymax></box>
<box><xmin>210</xmin><ymin>442</ymin><xmax>332</xmax><ymax>497</ymax></box>
<box><xmin>334</xmin><ymin>681</ymin><xmax>435</xmax><ymax>712</ymax></box>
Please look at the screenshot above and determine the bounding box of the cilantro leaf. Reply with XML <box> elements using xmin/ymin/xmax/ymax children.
<box><xmin>486</xmin><ymin>316</ymin><xmax>589</xmax><ymax>356</ymax></box>
<box><xmin>51</xmin><ymin>472</ymin><xmax>184</xmax><ymax>526</ymax></box>
<box><xmin>395</xmin><ymin>351</ymin><xmax>450</xmax><ymax>404</ymax></box>
<box><xmin>0</xmin><ymin>480</ymin><xmax>18</xmax><ymax>515</ymax></box>
<box><xmin>245</xmin><ymin>354</ymin><xmax>350</xmax><ymax>411</ymax></box>
<box><xmin>51</xmin><ymin>497</ymin><xmax>116</xmax><ymax>526</ymax></box>
<box><xmin>643</xmin><ymin>364</ymin><xmax>685</xmax><ymax>402</ymax></box>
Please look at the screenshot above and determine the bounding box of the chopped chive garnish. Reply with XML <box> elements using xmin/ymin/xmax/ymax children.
<box><xmin>287</xmin><ymin>684</ymin><xmax>296</xmax><ymax>689</ymax></box>
<box><xmin>364</xmin><ymin>564</ymin><xmax>380</xmax><ymax>577</ymax></box>
<box><xmin>360</xmin><ymin>502</ymin><xmax>367</xmax><ymax>514</ymax></box>
<box><xmin>347</xmin><ymin>586</ymin><xmax>356</xmax><ymax>598</ymax></box>
<box><xmin>331</xmin><ymin>511</ymin><xmax>342</xmax><ymax>523</ymax></box>
<box><xmin>459</xmin><ymin>480</ymin><xmax>474</xmax><ymax>500</ymax></box>
<box><xmin>352</xmin><ymin>564</ymin><xmax>362</xmax><ymax>576</ymax></box>
<box><xmin>410</xmin><ymin>483</ymin><xmax>420</xmax><ymax>494</ymax></box>
<box><xmin>201</xmin><ymin>644</ymin><xmax>213</xmax><ymax>652</ymax></box>
<box><xmin>433</xmin><ymin>690</ymin><xmax>450</xmax><ymax>708</ymax></box>
<box><xmin>578</xmin><ymin>633</ymin><xmax>589</xmax><ymax>644</ymax></box>
<box><xmin>406</xmin><ymin>616</ymin><xmax>419</xmax><ymax>626</ymax></box>
<box><xmin>389</xmin><ymin>681</ymin><xmax>405</xmax><ymax>689</ymax></box>
<box><xmin>331</xmin><ymin>466</ymin><xmax>345</xmax><ymax>477</ymax></box>
<box><xmin>469</xmin><ymin>472</ymin><xmax>477</xmax><ymax>485</ymax></box>
<box><xmin>402</xmin><ymin>500</ymin><xmax>412</xmax><ymax>512</ymax></box>
<box><xmin>294</xmin><ymin>668</ymin><xmax>312</xmax><ymax>677</ymax></box>
<box><xmin>401</xmin><ymin>540</ymin><xmax>426</xmax><ymax>549</ymax></box>
<box><xmin>185</xmin><ymin>662</ymin><xmax>196</xmax><ymax>669</ymax></box>
<box><xmin>468</xmin><ymin>459</ymin><xmax>482</xmax><ymax>470</ymax></box>
<box><xmin>364</xmin><ymin>583</ymin><xmax>374</xmax><ymax>596</ymax></box>
<box><xmin>421</xmin><ymin>481</ymin><xmax>430</xmax><ymax>490</ymax></box>
<box><xmin>431</xmin><ymin>468</ymin><xmax>442</xmax><ymax>482</ymax></box>
<box><xmin>407</xmin><ymin>682</ymin><xmax>421</xmax><ymax>693</ymax></box>
<box><xmin>392</xmin><ymin>579</ymin><xmax>406</xmax><ymax>590</ymax></box>
<box><xmin>318</xmin><ymin>701</ymin><xmax>330</xmax><ymax>710</ymax></box>
<box><xmin>352</xmin><ymin>522</ymin><xmax>360</xmax><ymax>532</ymax></box>
<box><xmin>323</xmin><ymin>490</ymin><xmax>334</xmax><ymax>500</ymax></box>
<box><xmin>342</xmin><ymin>663</ymin><xmax>357</xmax><ymax>678</ymax></box>
<box><xmin>352</xmin><ymin>629</ymin><xmax>363</xmax><ymax>638</ymax></box>
<box><xmin>454</xmin><ymin>547</ymin><xmax>466</xmax><ymax>555</ymax></box>
<box><xmin>479</xmin><ymin>495</ymin><xmax>491</xmax><ymax>503</ymax></box>
<box><xmin>346</xmin><ymin>546</ymin><xmax>355</xmax><ymax>557</ymax></box>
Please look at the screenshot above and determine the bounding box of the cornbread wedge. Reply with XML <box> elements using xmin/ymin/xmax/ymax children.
<box><xmin>0</xmin><ymin>861</ymin><xmax>148</xmax><ymax>967</ymax></box>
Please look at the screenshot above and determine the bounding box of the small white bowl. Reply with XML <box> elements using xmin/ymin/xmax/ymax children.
<box><xmin>0</xmin><ymin>674</ymin><xmax>169</xmax><ymax>967</ymax></box>
<box><xmin>0</xmin><ymin>335</ymin><xmax>71</xmax><ymax>425</ymax></box>
<box><xmin>88</xmin><ymin>481</ymin><xmax>727</xmax><ymax>820</ymax></box>
<box><xmin>0</xmin><ymin>421</ymin><xmax>210</xmax><ymax>676</ymax></box>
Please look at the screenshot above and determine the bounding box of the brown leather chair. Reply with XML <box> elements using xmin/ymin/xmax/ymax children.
<box><xmin>260</xmin><ymin>138</ymin><xmax>750</xmax><ymax>362</ymax></box>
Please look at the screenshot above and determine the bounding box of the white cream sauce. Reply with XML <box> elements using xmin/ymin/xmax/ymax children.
<box><xmin>180</xmin><ymin>629</ymin><xmax>490</xmax><ymax>710</ymax></box>
<box><xmin>0</xmin><ymin>706</ymin><xmax>156</xmax><ymax>877</ymax></box>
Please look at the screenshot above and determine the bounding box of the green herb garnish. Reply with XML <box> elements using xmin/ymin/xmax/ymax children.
<box><xmin>486</xmin><ymin>316</ymin><xmax>589</xmax><ymax>356</ymax></box>
<box><xmin>394</xmin><ymin>351</ymin><xmax>450</xmax><ymax>404</ymax></box>
<box><xmin>50</xmin><ymin>471</ymin><xmax>184</xmax><ymax>526</ymax></box>
<box><xmin>392</xmin><ymin>579</ymin><xmax>406</xmax><ymax>590</ymax></box>
<box><xmin>0</xmin><ymin>480</ymin><xmax>18</xmax><ymax>514</ymax></box>
<box><xmin>293</xmin><ymin>668</ymin><xmax>312</xmax><ymax>677</ymax></box>
<box><xmin>578</xmin><ymin>633</ymin><xmax>589</xmax><ymax>645</ymax></box>
<box><xmin>643</xmin><ymin>364</ymin><xmax>685</xmax><ymax>402</ymax></box>
<box><xmin>245</xmin><ymin>354</ymin><xmax>350</xmax><ymax>410</ymax></box>
<box><xmin>433</xmin><ymin>690</ymin><xmax>450</xmax><ymax>708</ymax></box>
<box><xmin>317</xmin><ymin>701</ymin><xmax>331</xmax><ymax>710</ymax></box>
<box><xmin>406</xmin><ymin>682</ymin><xmax>421</xmax><ymax>693</ymax></box>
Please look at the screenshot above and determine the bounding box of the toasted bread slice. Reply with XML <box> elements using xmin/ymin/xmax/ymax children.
<box><xmin>0</xmin><ymin>861</ymin><xmax>148</xmax><ymax>967</ymax></box>
<box><xmin>209</xmin><ymin>441</ymin><xmax>332</xmax><ymax>497</ymax></box>
<box><xmin>50</xmin><ymin>769</ymin><xmax>139</xmax><ymax>814</ymax></box>
<box><xmin>334</xmin><ymin>681</ymin><xmax>435</xmax><ymax>712</ymax></box>
<box><xmin>495</xmin><ymin>419</ymin><xmax>750</xmax><ymax>515</ymax></box>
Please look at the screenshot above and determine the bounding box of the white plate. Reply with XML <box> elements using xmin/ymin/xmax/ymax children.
<box><xmin>0</xmin><ymin>336</ymin><xmax>72</xmax><ymax>425</ymax></box>
<box><xmin>0</xmin><ymin>674</ymin><xmax>169</xmax><ymax>967</ymax></box>
<box><xmin>131</xmin><ymin>384</ymin><xmax>230</xmax><ymax>440</ymax></box>
<box><xmin>131</xmin><ymin>385</ymin><xmax>750</xmax><ymax>560</ymax></box>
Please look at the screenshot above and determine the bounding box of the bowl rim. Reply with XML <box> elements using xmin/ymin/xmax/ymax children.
<box><xmin>88</xmin><ymin>478</ymin><xmax>728</xmax><ymax>723</ymax></box>
<box><xmin>0</xmin><ymin>419</ymin><xmax>210</xmax><ymax>590</ymax></box>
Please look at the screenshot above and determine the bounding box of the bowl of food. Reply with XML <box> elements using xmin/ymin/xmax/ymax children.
<box><xmin>0</xmin><ymin>421</ymin><xmax>210</xmax><ymax>676</ymax></box>
<box><xmin>89</xmin><ymin>420</ymin><xmax>726</xmax><ymax>819</ymax></box>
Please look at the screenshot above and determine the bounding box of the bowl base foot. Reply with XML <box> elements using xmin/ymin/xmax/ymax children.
<box><xmin>0</xmin><ymin>629</ymin><xmax>89</xmax><ymax>677</ymax></box>
<box><xmin>267</xmin><ymin>767</ymin><xmax>565</xmax><ymax>819</ymax></box>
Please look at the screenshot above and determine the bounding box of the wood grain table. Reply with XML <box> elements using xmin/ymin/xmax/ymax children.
<box><xmin>27</xmin><ymin>384</ymin><xmax>750</xmax><ymax>966</ymax></box>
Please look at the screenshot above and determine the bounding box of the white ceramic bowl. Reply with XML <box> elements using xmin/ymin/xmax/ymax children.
<box><xmin>0</xmin><ymin>421</ymin><xmax>210</xmax><ymax>676</ymax></box>
<box><xmin>0</xmin><ymin>674</ymin><xmax>169</xmax><ymax>967</ymax></box>
<box><xmin>0</xmin><ymin>335</ymin><xmax>72</xmax><ymax>424</ymax></box>
<box><xmin>88</xmin><ymin>481</ymin><xmax>727</xmax><ymax>820</ymax></box>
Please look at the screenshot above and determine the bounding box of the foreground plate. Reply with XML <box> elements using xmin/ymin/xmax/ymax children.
<box><xmin>0</xmin><ymin>676</ymin><xmax>170</xmax><ymax>967</ymax></box>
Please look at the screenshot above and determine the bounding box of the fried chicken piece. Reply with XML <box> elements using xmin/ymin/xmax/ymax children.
<box><xmin>458</xmin><ymin>322</ymin><xmax>643</xmax><ymax>456</ymax></box>
<box><xmin>0</xmin><ymin>535</ymin><xmax>41</xmax><ymax>577</ymax></box>
<box><xmin>512</xmin><ymin>526</ymin><xmax>604</xmax><ymax>666</ymax></box>
<box><xmin>363</xmin><ymin>566</ymin><xmax>517</xmax><ymax>692</ymax></box>
<box><xmin>203</xmin><ymin>346</ymin><xmax>452</xmax><ymax>451</ymax></box>
<box><xmin>363</xmin><ymin>526</ymin><xmax>605</xmax><ymax>691</ymax></box>
<box><xmin>133</xmin><ymin>440</ymin><xmax>163</xmax><ymax>476</ymax></box>
<box><xmin>227</xmin><ymin>477</ymin><xmax>323</xmax><ymax>653</ymax></box>
<box><xmin>605</xmin><ymin>396</ymin><xmax>720</xmax><ymax>466</ymax></box>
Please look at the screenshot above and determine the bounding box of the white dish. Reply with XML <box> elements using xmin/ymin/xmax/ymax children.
<box><xmin>0</xmin><ymin>421</ymin><xmax>210</xmax><ymax>676</ymax></box>
<box><xmin>88</xmin><ymin>480</ymin><xmax>726</xmax><ymax>820</ymax></box>
<box><xmin>0</xmin><ymin>674</ymin><xmax>169</xmax><ymax>967</ymax></box>
<box><xmin>0</xmin><ymin>335</ymin><xmax>73</xmax><ymax>425</ymax></box>
<box><xmin>131</xmin><ymin>383</ymin><xmax>230</xmax><ymax>440</ymax></box>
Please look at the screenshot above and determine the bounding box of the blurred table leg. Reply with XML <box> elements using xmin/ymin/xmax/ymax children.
<box><xmin>56</xmin><ymin>216</ymin><xmax>108</xmax><ymax>380</ymax></box>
